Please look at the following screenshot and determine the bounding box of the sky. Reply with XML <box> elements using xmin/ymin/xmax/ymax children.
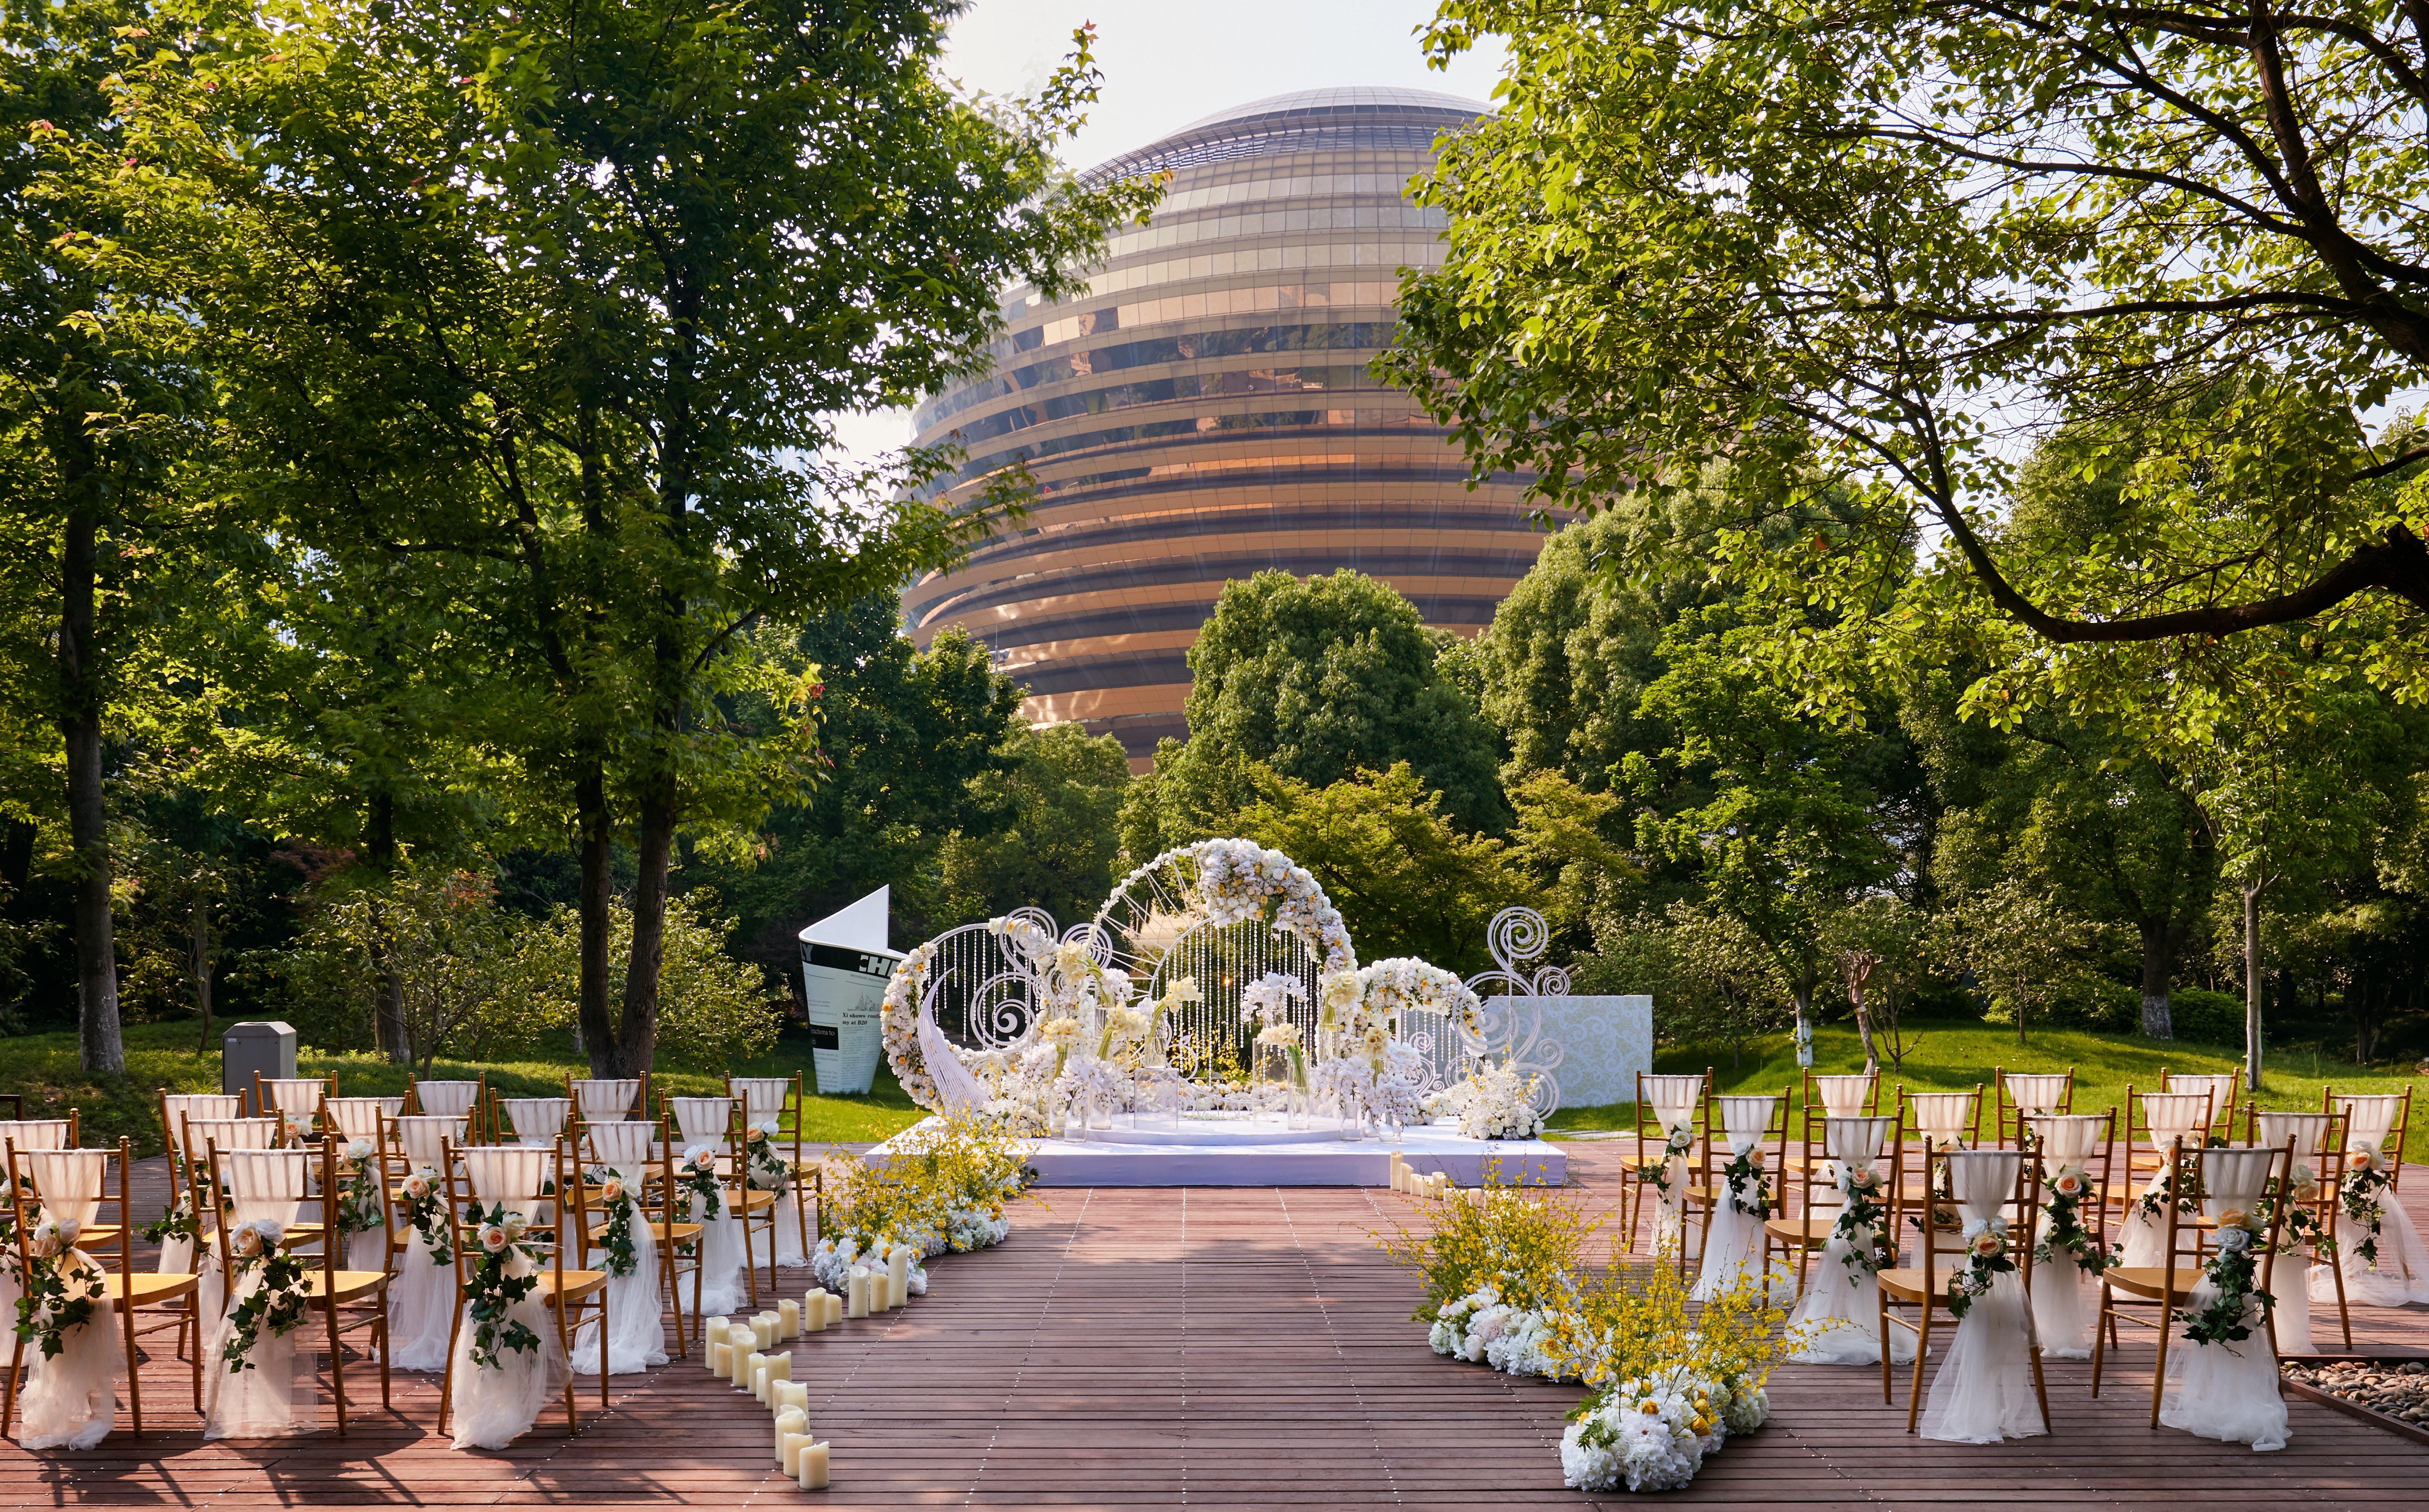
<box><xmin>820</xmin><ymin>0</ymin><xmax>1507</xmax><ymax>466</ymax></box>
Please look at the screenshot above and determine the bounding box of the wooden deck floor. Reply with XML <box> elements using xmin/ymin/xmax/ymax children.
<box><xmin>7</xmin><ymin>1147</ymin><xmax>2429</xmax><ymax>1507</ymax></box>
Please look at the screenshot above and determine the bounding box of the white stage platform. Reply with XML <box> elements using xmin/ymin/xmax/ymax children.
<box><xmin>868</xmin><ymin>1115</ymin><xmax>1563</xmax><ymax>1188</ymax></box>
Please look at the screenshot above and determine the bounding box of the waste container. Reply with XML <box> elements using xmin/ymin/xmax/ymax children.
<box><xmin>222</xmin><ymin>1021</ymin><xmax>297</xmax><ymax>1108</ymax></box>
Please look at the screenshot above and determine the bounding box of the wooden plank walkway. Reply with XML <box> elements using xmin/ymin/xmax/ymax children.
<box><xmin>7</xmin><ymin>1146</ymin><xmax>2429</xmax><ymax>1507</ymax></box>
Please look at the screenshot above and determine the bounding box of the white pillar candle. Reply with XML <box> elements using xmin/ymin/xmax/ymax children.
<box><xmin>752</xmin><ymin>1360</ymin><xmax>773</xmax><ymax>1403</ymax></box>
<box><xmin>774</xmin><ymin>1406</ymin><xmax>807</xmax><ymax>1466</ymax></box>
<box><xmin>775</xmin><ymin>1380</ymin><xmax>810</xmax><ymax>1414</ymax></box>
<box><xmin>779</xmin><ymin>1298</ymin><xmax>801</xmax><ymax>1338</ymax></box>
<box><xmin>805</xmin><ymin>1292</ymin><xmax>830</xmax><ymax>1332</ymax></box>
<box><xmin>845</xmin><ymin>1267</ymin><xmax>870</xmax><ymax>1318</ymax></box>
<box><xmin>708</xmin><ymin>1340</ymin><xmax>732</xmax><ymax>1378</ymax></box>
<box><xmin>826</xmin><ymin>1290</ymin><xmax>844</xmax><ymax>1326</ymax></box>
<box><xmin>1389</xmin><ymin>1152</ymin><xmax>1405</xmax><ymax>1191</ymax></box>
<box><xmin>886</xmin><ymin>1247</ymin><xmax>910</xmax><ymax>1309</ymax></box>
<box><xmin>799</xmin><ymin>1441</ymin><xmax>830</xmax><ymax>1490</ymax></box>
<box><xmin>703</xmin><ymin>1315</ymin><xmax>730</xmax><ymax>1365</ymax></box>
<box><xmin>782</xmin><ymin>1428</ymin><xmax>816</xmax><ymax>1477</ymax></box>
<box><xmin>743</xmin><ymin>1350</ymin><xmax>766</xmax><ymax>1394</ymax></box>
<box><xmin>752</xmin><ymin>1313</ymin><xmax>778</xmax><ymax>1350</ymax></box>
<box><xmin>765</xmin><ymin>1351</ymin><xmax>791</xmax><ymax>1386</ymax></box>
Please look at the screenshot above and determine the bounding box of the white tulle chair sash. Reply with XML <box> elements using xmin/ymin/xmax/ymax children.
<box><xmin>324</xmin><ymin>1097</ymin><xmax>403</xmax><ymax>1142</ymax></box>
<box><xmin>459</xmin><ymin>1145</ymin><xmax>552</xmax><ymax>1207</ymax></box>
<box><xmin>2256</xmin><ymin>1112</ymin><xmax>2330</xmax><ymax>1160</ymax></box>
<box><xmin>414</xmin><ymin>1081</ymin><xmax>481</xmax><ymax>1119</ymax></box>
<box><xmin>258</xmin><ymin>1078</ymin><xmax>329</xmax><ymax>1120</ymax></box>
<box><xmin>1919</xmin><ymin>1149</ymin><xmax>2040</xmax><ymax>1444</ymax></box>
<box><xmin>187</xmin><ymin>1118</ymin><xmax>280</xmax><ymax>1153</ymax></box>
<box><xmin>1910</xmin><ymin>1092</ymin><xmax>1976</xmax><ymax>1149</ymax></box>
<box><xmin>2024</xmin><ymin>1114</ymin><xmax>2106</xmax><ymax>1357</ymax></box>
<box><xmin>503</xmin><ymin>1099</ymin><xmax>569</xmax><ymax>1146</ymax></box>
<box><xmin>2142</xmin><ymin>1091</ymin><xmax>2212</xmax><ymax>1146</ymax></box>
<box><xmin>585</xmin><ymin>1121</ymin><xmax>657</xmax><ymax>1176</ymax></box>
<box><xmin>445</xmin><ymin>1155</ymin><xmax>569</xmax><ymax>1450</ymax></box>
<box><xmin>202</xmin><ymin>1149</ymin><xmax>315</xmax><ymax>1438</ymax></box>
<box><xmin>670</xmin><ymin>1097</ymin><xmax>735</xmax><ymax>1151</ymax></box>
<box><xmin>2004</xmin><ymin>1074</ymin><xmax>2069</xmax><ymax>1115</ymax></box>
<box><xmin>2025</xmin><ymin>1113</ymin><xmax>2103</xmax><ymax>1165</ymax></box>
<box><xmin>1788</xmin><ymin>1115</ymin><xmax>1901</xmax><ymax>1364</ymax></box>
<box><xmin>571</xmin><ymin>1079</ymin><xmax>640</xmax><ymax>1123</ymax></box>
<box><xmin>16</xmin><ymin>1149</ymin><xmax>123</xmax><ymax>1450</ymax></box>
<box><xmin>163</xmin><ymin>1097</ymin><xmax>242</xmax><ymax>1154</ymax></box>
<box><xmin>569</xmin><ymin>1137</ymin><xmax>667</xmax><ymax>1376</ymax></box>
<box><xmin>1691</xmin><ymin>1096</ymin><xmax>1780</xmax><ymax>1301</ymax></box>
<box><xmin>0</xmin><ymin>1119</ymin><xmax>73</xmax><ymax>1151</ymax></box>
<box><xmin>1814</xmin><ymin>1075</ymin><xmax>1873</xmax><ymax>1117</ymax></box>
<box><xmin>2160</xmin><ymin>1145</ymin><xmax>2288</xmax><ymax>1449</ymax></box>
<box><xmin>729</xmin><ymin>1078</ymin><xmax>791</xmax><ymax>1123</ymax></box>
<box><xmin>394</xmin><ymin>1116</ymin><xmax>464</xmax><ymax>1170</ymax></box>
<box><xmin>2338</xmin><ymin>1095</ymin><xmax>2400</xmax><ymax>1153</ymax></box>
<box><xmin>1642</xmin><ymin>1075</ymin><xmax>1703</xmax><ymax>1254</ymax></box>
<box><xmin>2166</xmin><ymin>1075</ymin><xmax>2236</xmax><ymax>1121</ymax></box>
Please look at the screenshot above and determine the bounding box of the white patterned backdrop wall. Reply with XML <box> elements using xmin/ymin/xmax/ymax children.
<box><xmin>1494</xmin><ymin>996</ymin><xmax>1652</xmax><ymax>1108</ymax></box>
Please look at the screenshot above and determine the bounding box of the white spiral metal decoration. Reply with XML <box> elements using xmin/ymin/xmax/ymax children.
<box><xmin>1463</xmin><ymin>905</ymin><xmax>1568</xmax><ymax>1117</ymax></box>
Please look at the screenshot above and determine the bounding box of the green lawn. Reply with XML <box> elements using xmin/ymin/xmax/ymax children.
<box><xmin>1546</xmin><ymin>1019</ymin><xmax>2429</xmax><ymax>1164</ymax></box>
<box><xmin>0</xmin><ymin>1019</ymin><xmax>930</xmax><ymax>1155</ymax></box>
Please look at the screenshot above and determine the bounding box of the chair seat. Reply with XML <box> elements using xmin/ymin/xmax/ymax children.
<box><xmin>1875</xmin><ymin>1266</ymin><xmax>1968</xmax><ymax>1302</ymax></box>
<box><xmin>102</xmin><ymin>1272</ymin><xmax>201</xmax><ymax>1305</ymax></box>
<box><xmin>731</xmin><ymin>1189</ymin><xmax>776</xmax><ymax>1213</ymax></box>
<box><xmin>2102</xmin><ymin>1265</ymin><xmax>2208</xmax><ymax>1300</ymax></box>
<box><xmin>537</xmin><ymin>1268</ymin><xmax>611</xmax><ymax>1304</ymax></box>
<box><xmin>1763</xmin><ymin>1215</ymin><xmax>1836</xmax><ymax>1248</ymax></box>
<box><xmin>300</xmin><ymin>1269</ymin><xmax>392</xmax><ymax>1303</ymax></box>
<box><xmin>651</xmin><ymin>1221</ymin><xmax>704</xmax><ymax>1246</ymax></box>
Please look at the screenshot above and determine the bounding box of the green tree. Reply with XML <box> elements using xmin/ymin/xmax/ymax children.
<box><xmin>1146</xmin><ymin>570</ymin><xmax>1509</xmax><ymax>843</ymax></box>
<box><xmin>1950</xmin><ymin>878</ymin><xmax>2105</xmax><ymax>1047</ymax></box>
<box><xmin>1233</xmin><ymin>762</ymin><xmax>1536</xmax><ymax>975</ymax></box>
<box><xmin>105</xmin><ymin>0</ymin><xmax>1156</xmax><ymax>1076</ymax></box>
<box><xmin>938</xmin><ymin>722</ymin><xmax>1131</xmax><ymax>929</ymax></box>
<box><xmin>1390</xmin><ymin>0</ymin><xmax>2429</xmax><ymax>723</ymax></box>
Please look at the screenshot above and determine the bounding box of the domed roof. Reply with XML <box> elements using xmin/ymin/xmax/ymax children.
<box><xmin>1084</xmin><ymin>85</ymin><xmax>1488</xmax><ymax>184</ymax></box>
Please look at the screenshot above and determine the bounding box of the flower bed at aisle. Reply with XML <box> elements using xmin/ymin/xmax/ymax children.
<box><xmin>871</xmin><ymin>840</ymin><xmax>1567</xmax><ymax>1187</ymax></box>
<box><xmin>1379</xmin><ymin>1177</ymin><xmax>1796</xmax><ymax>1493</ymax></box>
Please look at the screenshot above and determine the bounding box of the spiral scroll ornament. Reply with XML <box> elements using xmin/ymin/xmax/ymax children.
<box><xmin>1461</xmin><ymin>906</ymin><xmax>1568</xmax><ymax>1118</ymax></box>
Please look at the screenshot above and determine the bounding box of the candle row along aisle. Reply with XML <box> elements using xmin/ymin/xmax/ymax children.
<box><xmin>1388</xmin><ymin>1150</ymin><xmax>1463</xmax><ymax>1200</ymax></box>
<box><xmin>1375</xmin><ymin>1177</ymin><xmax>1796</xmax><ymax>1493</ymax></box>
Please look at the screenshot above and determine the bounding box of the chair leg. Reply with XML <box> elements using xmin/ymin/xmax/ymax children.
<box><xmin>1877</xmin><ymin>1291</ymin><xmax>1893</xmax><ymax>1404</ymax></box>
<box><xmin>2148</xmin><ymin>1294</ymin><xmax>2172</xmax><ymax>1429</ymax></box>
<box><xmin>123</xmin><ymin>1287</ymin><xmax>146</xmax><ymax>1438</ymax></box>
<box><xmin>329</xmin><ymin>1302</ymin><xmax>350</xmax><ymax>1438</ymax></box>
<box><xmin>598</xmin><ymin>1297</ymin><xmax>610</xmax><ymax>1412</ymax></box>
<box><xmin>1905</xmin><ymin>1305</ymin><xmax>1930</xmax><ymax>1434</ymax></box>
<box><xmin>2329</xmin><ymin>1246</ymin><xmax>2353</xmax><ymax>1349</ymax></box>
<box><xmin>188</xmin><ymin>1316</ymin><xmax>203</xmax><ymax>1413</ymax></box>
<box><xmin>378</xmin><ymin>1309</ymin><xmax>392</xmax><ymax>1410</ymax></box>
<box><xmin>2029</xmin><ymin>1343</ymin><xmax>2051</xmax><ymax>1432</ymax></box>
<box><xmin>2089</xmin><ymin>1289</ymin><xmax>2108</xmax><ymax>1396</ymax></box>
<box><xmin>3</xmin><ymin>1332</ymin><xmax>22</xmax><ymax>1436</ymax></box>
<box><xmin>555</xmin><ymin>1303</ymin><xmax>579</xmax><ymax>1433</ymax></box>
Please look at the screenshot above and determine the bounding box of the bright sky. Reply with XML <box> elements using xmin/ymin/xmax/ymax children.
<box><xmin>822</xmin><ymin>0</ymin><xmax>1506</xmax><ymax>465</ymax></box>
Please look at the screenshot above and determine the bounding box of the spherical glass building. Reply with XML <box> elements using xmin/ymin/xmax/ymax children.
<box><xmin>901</xmin><ymin>86</ymin><xmax>1554</xmax><ymax>767</ymax></box>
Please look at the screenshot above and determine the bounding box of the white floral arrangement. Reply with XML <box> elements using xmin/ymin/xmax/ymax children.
<box><xmin>1240</xmin><ymin>971</ymin><xmax>1305</xmax><ymax>1027</ymax></box>
<box><xmin>1355</xmin><ymin>957</ymin><xmax>1482</xmax><ymax>1040</ymax></box>
<box><xmin>1106</xmin><ymin>840</ymin><xmax>1356</xmax><ymax>976</ymax></box>
<box><xmin>1053</xmin><ymin>1053</ymin><xmax>1123</xmax><ymax>1114</ymax></box>
<box><xmin>1438</xmin><ymin>1062</ymin><xmax>1547</xmax><ymax>1140</ymax></box>
<box><xmin>880</xmin><ymin>915</ymin><xmax>1058</xmax><ymax>1114</ymax></box>
<box><xmin>1560</xmin><ymin>1363</ymin><xmax>1768</xmax><ymax>1493</ymax></box>
<box><xmin>1426</xmin><ymin>1284</ymin><xmax>1581</xmax><ymax>1380</ymax></box>
<box><xmin>1182</xmin><ymin>1082</ymin><xmax>1294</xmax><ymax>1113</ymax></box>
<box><xmin>811</xmin><ymin>1232</ymin><xmax>932</xmax><ymax>1296</ymax></box>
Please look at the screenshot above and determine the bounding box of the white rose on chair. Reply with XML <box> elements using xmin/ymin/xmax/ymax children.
<box><xmin>227</xmin><ymin>1216</ymin><xmax>281</xmax><ymax>1260</ymax></box>
<box><xmin>28</xmin><ymin>1216</ymin><xmax>80</xmax><ymax>1258</ymax></box>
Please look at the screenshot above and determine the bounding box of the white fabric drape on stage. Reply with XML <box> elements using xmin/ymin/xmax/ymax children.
<box><xmin>2024</xmin><ymin>1113</ymin><xmax>2105</xmax><ymax>1358</ymax></box>
<box><xmin>573</xmin><ymin>1122</ymin><xmax>669</xmax><ymax>1375</ymax></box>
<box><xmin>2160</xmin><ymin>1146</ymin><xmax>2289</xmax><ymax>1451</ymax></box>
<box><xmin>202</xmin><ymin>1149</ymin><xmax>315</xmax><ymax>1439</ymax></box>
<box><xmin>447</xmin><ymin>1145</ymin><xmax>568</xmax><ymax>1450</ymax></box>
<box><xmin>1919</xmin><ymin>1150</ymin><xmax>2044</xmax><ymax>1445</ymax></box>
<box><xmin>1789</xmin><ymin>1115</ymin><xmax>1906</xmax><ymax>1364</ymax></box>
<box><xmin>16</xmin><ymin>1149</ymin><xmax>123</xmax><ymax>1450</ymax></box>
<box><xmin>1694</xmin><ymin>1095</ymin><xmax>1784</xmax><ymax>1301</ymax></box>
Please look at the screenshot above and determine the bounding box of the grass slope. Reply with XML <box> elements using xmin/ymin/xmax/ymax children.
<box><xmin>1547</xmin><ymin>1019</ymin><xmax>2429</xmax><ymax>1164</ymax></box>
<box><xmin>0</xmin><ymin>1020</ymin><xmax>930</xmax><ymax>1154</ymax></box>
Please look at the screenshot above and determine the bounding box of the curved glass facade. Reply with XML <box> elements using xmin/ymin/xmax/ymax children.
<box><xmin>902</xmin><ymin>86</ymin><xmax>1556</xmax><ymax>767</ymax></box>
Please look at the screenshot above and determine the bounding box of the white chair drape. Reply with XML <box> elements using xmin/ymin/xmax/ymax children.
<box><xmin>324</xmin><ymin>1097</ymin><xmax>402</xmax><ymax>1141</ymax></box>
<box><xmin>15</xmin><ymin>1149</ymin><xmax>123</xmax><ymax>1450</ymax></box>
<box><xmin>2004</xmin><ymin>1074</ymin><xmax>2069</xmax><ymax>1115</ymax></box>
<box><xmin>2024</xmin><ymin>1113</ymin><xmax>2105</xmax><ymax>1357</ymax></box>
<box><xmin>1790</xmin><ymin>1115</ymin><xmax>1906</xmax><ymax>1364</ymax></box>
<box><xmin>667</xmin><ymin>1098</ymin><xmax>745</xmax><ymax>1314</ymax></box>
<box><xmin>572</xmin><ymin>1122</ymin><xmax>667</xmax><ymax>1374</ymax></box>
<box><xmin>2121</xmin><ymin>1093</ymin><xmax>2213</xmax><ymax>1267</ymax></box>
<box><xmin>1919</xmin><ymin>1149</ymin><xmax>2043</xmax><ymax>1444</ymax></box>
<box><xmin>1813</xmin><ymin>1075</ymin><xmax>1872</xmax><ymax>1117</ymax></box>
<box><xmin>503</xmin><ymin>1098</ymin><xmax>569</xmax><ymax>1146</ymax></box>
<box><xmin>571</xmin><ymin>1079</ymin><xmax>639</xmax><ymax>1123</ymax></box>
<box><xmin>2160</xmin><ymin>1145</ymin><xmax>2289</xmax><ymax>1451</ymax></box>
<box><xmin>1693</xmin><ymin>1095</ymin><xmax>1783</xmax><ymax>1301</ymax></box>
<box><xmin>386</xmin><ymin>1117</ymin><xmax>465</xmax><ymax>1372</ymax></box>
<box><xmin>2316</xmin><ymin>1095</ymin><xmax>2429</xmax><ymax>1305</ymax></box>
<box><xmin>2166</xmin><ymin>1074</ymin><xmax>2236</xmax><ymax>1113</ymax></box>
<box><xmin>729</xmin><ymin>1078</ymin><xmax>790</xmax><ymax>1123</ymax></box>
<box><xmin>2255</xmin><ymin>1111</ymin><xmax>2331</xmax><ymax>1352</ymax></box>
<box><xmin>1909</xmin><ymin>1092</ymin><xmax>1976</xmax><ymax>1150</ymax></box>
<box><xmin>201</xmin><ymin>1149</ymin><xmax>315</xmax><ymax>1439</ymax></box>
<box><xmin>414</xmin><ymin>1081</ymin><xmax>482</xmax><ymax>1119</ymax></box>
<box><xmin>1642</xmin><ymin>1074</ymin><xmax>1703</xmax><ymax>1253</ymax></box>
<box><xmin>732</xmin><ymin>1078</ymin><xmax>816</xmax><ymax>1269</ymax></box>
<box><xmin>258</xmin><ymin>1079</ymin><xmax>327</xmax><ymax>1122</ymax></box>
<box><xmin>0</xmin><ymin>1119</ymin><xmax>73</xmax><ymax>1150</ymax></box>
<box><xmin>448</xmin><ymin>1145</ymin><xmax>566</xmax><ymax>1450</ymax></box>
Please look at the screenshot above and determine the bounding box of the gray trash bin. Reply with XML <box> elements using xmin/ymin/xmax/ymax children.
<box><xmin>222</xmin><ymin>1021</ymin><xmax>298</xmax><ymax>1108</ymax></box>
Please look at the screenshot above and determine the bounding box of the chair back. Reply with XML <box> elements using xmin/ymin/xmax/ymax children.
<box><xmin>1907</xmin><ymin>1088</ymin><xmax>1982</xmax><ymax>1149</ymax></box>
<box><xmin>256</xmin><ymin>1074</ymin><xmax>334</xmax><ymax>1122</ymax></box>
<box><xmin>185</xmin><ymin>1116</ymin><xmax>281</xmax><ymax>1152</ymax></box>
<box><xmin>1936</xmin><ymin>1148</ymin><xmax>2038</xmax><ymax>1295</ymax></box>
<box><xmin>2024</xmin><ymin>1111</ymin><xmax>2109</xmax><ymax>1167</ymax></box>
<box><xmin>0</xmin><ymin>1119</ymin><xmax>73</xmax><ymax>1152</ymax></box>
<box><xmin>669</xmin><ymin>1095</ymin><xmax>737</xmax><ymax>1152</ymax></box>
<box><xmin>393</xmin><ymin>1115</ymin><xmax>466</xmax><ymax>1170</ymax></box>
<box><xmin>729</xmin><ymin>1077</ymin><xmax>792</xmax><ymax>1125</ymax></box>
<box><xmin>2164</xmin><ymin>1071</ymin><xmax>2240</xmax><ymax>1134</ymax></box>
<box><xmin>213</xmin><ymin>1145</ymin><xmax>315</xmax><ymax>1225</ymax></box>
<box><xmin>19</xmin><ymin>1146</ymin><xmax>109</xmax><ymax>1232</ymax></box>
<box><xmin>502</xmin><ymin>1097</ymin><xmax>571</xmax><ymax>1146</ymax></box>
<box><xmin>2254</xmin><ymin>1109</ymin><xmax>2336</xmax><ymax>1162</ymax></box>
<box><xmin>324</xmin><ymin>1096</ymin><xmax>404</xmax><ymax>1142</ymax></box>
<box><xmin>2135</xmin><ymin>1090</ymin><xmax>2212</xmax><ymax>1149</ymax></box>
<box><xmin>1809</xmin><ymin>1073</ymin><xmax>1877</xmax><ymax>1117</ymax></box>
<box><xmin>585</xmin><ymin>1120</ymin><xmax>657</xmax><ymax>1175</ymax></box>
<box><xmin>161</xmin><ymin>1093</ymin><xmax>242</xmax><ymax>1157</ymax></box>
<box><xmin>1993</xmin><ymin>1067</ymin><xmax>2074</xmax><ymax>1146</ymax></box>
<box><xmin>456</xmin><ymin>1143</ymin><xmax>555</xmax><ymax>1207</ymax></box>
<box><xmin>1639</xmin><ymin>1072</ymin><xmax>1706</xmax><ymax>1134</ymax></box>
<box><xmin>569</xmin><ymin>1077</ymin><xmax>642</xmax><ymax>1124</ymax></box>
<box><xmin>2336</xmin><ymin>1093</ymin><xmax>2404</xmax><ymax>1158</ymax></box>
<box><xmin>411</xmin><ymin>1078</ymin><xmax>484</xmax><ymax>1120</ymax></box>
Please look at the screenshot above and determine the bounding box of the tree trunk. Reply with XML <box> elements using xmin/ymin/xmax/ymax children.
<box><xmin>575</xmin><ymin>765</ymin><xmax>618</xmax><ymax>1077</ymax></box>
<box><xmin>59</xmin><ymin>502</ymin><xmax>122</xmax><ymax>1075</ymax></box>
<box><xmin>1791</xmin><ymin>984</ymin><xmax>1813</xmax><ymax>1068</ymax></box>
<box><xmin>1850</xmin><ymin>990</ymin><xmax>1878</xmax><ymax>1074</ymax></box>
<box><xmin>365</xmin><ymin>793</ymin><xmax>410</xmax><ymax>1063</ymax></box>
<box><xmin>614</xmin><ymin>778</ymin><xmax>676</xmax><ymax>1079</ymax></box>
<box><xmin>190</xmin><ymin>898</ymin><xmax>214</xmax><ymax>1052</ymax></box>
<box><xmin>2242</xmin><ymin>873</ymin><xmax>2265</xmax><ymax>1092</ymax></box>
<box><xmin>2137</xmin><ymin>920</ymin><xmax>2178</xmax><ymax>1039</ymax></box>
<box><xmin>0</xmin><ymin>818</ymin><xmax>32</xmax><ymax>916</ymax></box>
